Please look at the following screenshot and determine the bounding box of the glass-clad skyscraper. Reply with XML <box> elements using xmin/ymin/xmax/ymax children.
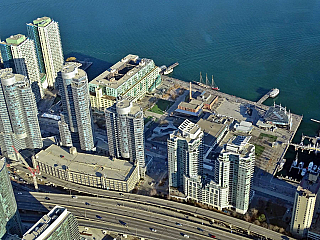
<box><xmin>0</xmin><ymin>157</ymin><xmax>22</xmax><ymax>238</ymax></box>
<box><xmin>105</xmin><ymin>99</ymin><xmax>145</xmax><ymax>178</ymax></box>
<box><xmin>27</xmin><ymin>16</ymin><xmax>64</xmax><ymax>88</ymax></box>
<box><xmin>0</xmin><ymin>34</ymin><xmax>44</xmax><ymax>102</ymax></box>
<box><xmin>57</xmin><ymin>62</ymin><xmax>94</xmax><ymax>151</ymax></box>
<box><xmin>0</xmin><ymin>68</ymin><xmax>43</xmax><ymax>160</ymax></box>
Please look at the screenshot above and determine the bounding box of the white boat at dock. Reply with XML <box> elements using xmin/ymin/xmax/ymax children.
<box><xmin>163</xmin><ymin>68</ymin><xmax>173</xmax><ymax>75</ymax></box>
<box><xmin>313</xmin><ymin>165</ymin><xmax>318</xmax><ymax>172</ymax></box>
<box><xmin>308</xmin><ymin>162</ymin><xmax>314</xmax><ymax>171</ymax></box>
<box><xmin>269</xmin><ymin>88</ymin><xmax>279</xmax><ymax>98</ymax></box>
<box><xmin>301</xmin><ymin>168</ymin><xmax>307</xmax><ymax>176</ymax></box>
<box><xmin>298</xmin><ymin>161</ymin><xmax>304</xmax><ymax>169</ymax></box>
<box><xmin>278</xmin><ymin>159</ymin><xmax>286</xmax><ymax>171</ymax></box>
<box><xmin>293</xmin><ymin>153</ymin><xmax>298</xmax><ymax>167</ymax></box>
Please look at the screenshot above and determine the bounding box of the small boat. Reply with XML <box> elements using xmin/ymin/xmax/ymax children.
<box><xmin>313</xmin><ymin>165</ymin><xmax>318</xmax><ymax>172</ymax></box>
<box><xmin>269</xmin><ymin>88</ymin><xmax>279</xmax><ymax>98</ymax></box>
<box><xmin>301</xmin><ymin>168</ymin><xmax>307</xmax><ymax>176</ymax></box>
<box><xmin>293</xmin><ymin>153</ymin><xmax>298</xmax><ymax>167</ymax></box>
<box><xmin>308</xmin><ymin>162</ymin><xmax>314</xmax><ymax>171</ymax></box>
<box><xmin>298</xmin><ymin>161</ymin><xmax>304</xmax><ymax>169</ymax></box>
<box><xmin>278</xmin><ymin>159</ymin><xmax>286</xmax><ymax>171</ymax></box>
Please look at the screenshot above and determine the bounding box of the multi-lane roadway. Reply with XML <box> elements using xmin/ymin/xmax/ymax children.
<box><xmin>14</xmin><ymin>164</ymin><xmax>293</xmax><ymax>240</ymax></box>
<box><xmin>17</xmin><ymin>192</ymin><xmax>249</xmax><ymax>240</ymax></box>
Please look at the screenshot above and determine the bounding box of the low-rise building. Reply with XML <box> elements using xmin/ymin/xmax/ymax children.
<box><xmin>175</xmin><ymin>100</ymin><xmax>203</xmax><ymax>117</ymax></box>
<box><xmin>264</xmin><ymin>103</ymin><xmax>292</xmax><ymax>130</ymax></box>
<box><xmin>183</xmin><ymin>175</ymin><xmax>229</xmax><ymax>210</ymax></box>
<box><xmin>34</xmin><ymin>144</ymin><xmax>139</xmax><ymax>192</ymax></box>
<box><xmin>195</xmin><ymin>91</ymin><xmax>218</xmax><ymax>110</ymax></box>
<box><xmin>89</xmin><ymin>54</ymin><xmax>161</xmax><ymax>111</ymax></box>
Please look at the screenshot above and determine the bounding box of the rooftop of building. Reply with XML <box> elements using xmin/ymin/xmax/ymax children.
<box><xmin>23</xmin><ymin>206</ymin><xmax>69</xmax><ymax>240</ymax></box>
<box><xmin>264</xmin><ymin>104</ymin><xmax>290</xmax><ymax>125</ymax></box>
<box><xmin>35</xmin><ymin>144</ymin><xmax>136</xmax><ymax>181</ymax></box>
<box><xmin>106</xmin><ymin>98</ymin><xmax>143</xmax><ymax>118</ymax></box>
<box><xmin>178</xmin><ymin>100</ymin><xmax>203</xmax><ymax>110</ymax></box>
<box><xmin>0</xmin><ymin>68</ymin><xmax>26</xmax><ymax>84</ymax></box>
<box><xmin>90</xmin><ymin>54</ymin><xmax>155</xmax><ymax>89</ymax></box>
<box><xmin>1</xmin><ymin>34</ymin><xmax>27</xmax><ymax>46</ymax></box>
<box><xmin>30</xmin><ymin>16</ymin><xmax>52</xmax><ymax>27</ymax></box>
<box><xmin>298</xmin><ymin>173</ymin><xmax>320</xmax><ymax>195</ymax></box>
<box><xmin>170</xmin><ymin>119</ymin><xmax>203</xmax><ymax>142</ymax></box>
<box><xmin>221</xmin><ymin>135</ymin><xmax>255</xmax><ymax>157</ymax></box>
<box><xmin>196</xmin><ymin>118</ymin><xmax>228</xmax><ymax>139</ymax></box>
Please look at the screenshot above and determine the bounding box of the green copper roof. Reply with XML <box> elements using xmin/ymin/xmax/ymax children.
<box><xmin>33</xmin><ymin>17</ymin><xmax>52</xmax><ymax>27</ymax></box>
<box><xmin>6</xmin><ymin>34</ymin><xmax>26</xmax><ymax>46</ymax></box>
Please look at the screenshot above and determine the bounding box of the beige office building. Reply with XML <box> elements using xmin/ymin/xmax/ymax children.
<box><xmin>34</xmin><ymin>144</ymin><xmax>140</xmax><ymax>192</ymax></box>
<box><xmin>290</xmin><ymin>173</ymin><xmax>320</xmax><ymax>239</ymax></box>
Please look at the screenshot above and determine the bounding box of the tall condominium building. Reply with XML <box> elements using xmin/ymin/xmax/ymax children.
<box><xmin>57</xmin><ymin>62</ymin><xmax>94</xmax><ymax>151</ymax></box>
<box><xmin>27</xmin><ymin>16</ymin><xmax>64</xmax><ymax>88</ymax></box>
<box><xmin>290</xmin><ymin>173</ymin><xmax>320</xmax><ymax>239</ymax></box>
<box><xmin>167</xmin><ymin>119</ymin><xmax>204</xmax><ymax>188</ymax></box>
<box><xmin>0</xmin><ymin>157</ymin><xmax>22</xmax><ymax>238</ymax></box>
<box><xmin>0</xmin><ymin>34</ymin><xmax>44</xmax><ymax>102</ymax></box>
<box><xmin>89</xmin><ymin>54</ymin><xmax>161</xmax><ymax>111</ymax></box>
<box><xmin>215</xmin><ymin>136</ymin><xmax>255</xmax><ymax>214</ymax></box>
<box><xmin>22</xmin><ymin>205</ymin><xmax>80</xmax><ymax>240</ymax></box>
<box><xmin>0</xmin><ymin>69</ymin><xmax>43</xmax><ymax>160</ymax></box>
<box><xmin>105</xmin><ymin>98</ymin><xmax>145</xmax><ymax>178</ymax></box>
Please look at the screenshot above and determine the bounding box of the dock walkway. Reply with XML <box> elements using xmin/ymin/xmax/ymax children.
<box><xmin>257</xmin><ymin>90</ymin><xmax>272</xmax><ymax>104</ymax></box>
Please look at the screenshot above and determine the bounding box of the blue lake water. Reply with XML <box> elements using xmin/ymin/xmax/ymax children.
<box><xmin>1</xmin><ymin>0</ymin><xmax>320</xmax><ymax>139</ymax></box>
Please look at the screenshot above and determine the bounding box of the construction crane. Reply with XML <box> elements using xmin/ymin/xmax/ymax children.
<box><xmin>12</xmin><ymin>145</ymin><xmax>39</xmax><ymax>190</ymax></box>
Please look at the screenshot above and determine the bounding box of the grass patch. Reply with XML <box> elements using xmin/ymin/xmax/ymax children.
<box><xmin>259</xmin><ymin>133</ymin><xmax>277</xmax><ymax>142</ymax></box>
<box><xmin>144</xmin><ymin>116</ymin><xmax>153</xmax><ymax>125</ymax></box>
<box><xmin>148</xmin><ymin>99</ymin><xmax>173</xmax><ymax>115</ymax></box>
<box><xmin>254</xmin><ymin>144</ymin><xmax>265</xmax><ymax>157</ymax></box>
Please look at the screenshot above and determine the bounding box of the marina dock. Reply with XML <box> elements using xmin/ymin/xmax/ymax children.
<box><xmin>257</xmin><ymin>90</ymin><xmax>272</xmax><ymax>104</ymax></box>
<box><xmin>163</xmin><ymin>62</ymin><xmax>179</xmax><ymax>75</ymax></box>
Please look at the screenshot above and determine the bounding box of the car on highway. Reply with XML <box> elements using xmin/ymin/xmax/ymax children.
<box><xmin>17</xmin><ymin>192</ymin><xmax>22</xmax><ymax>195</ymax></box>
<box><xmin>176</xmin><ymin>222</ymin><xmax>182</xmax><ymax>226</ymax></box>
<box><xmin>119</xmin><ymin>220</ymin><xmax>127</xmax><ymax>227</ymax></box>
<box><xmin>85</xmin><ymin>202</ymin><xmax>90</xmax><ymax>205</ymax></box>
<box><xmin>119</xmin><ymin>193</ymin><xmax>124</xmax><ymax>196</ymax></box>
<box><xmin>45</xmin><ymin>197</ymin><xmax>50</xmax><ymax>200</ymax></box>
<box><xmin>181</xmin><ymin>233</ymin><xmax>189</xmax><ymax>238</ymax></box>
<box><xmin>209</xmin><ymin>234</ymin><xmax>216</xmax><ymax>238</ymax></box>
<box><xmin>72</xmin><ymin>195</ymin><xmax>77</xmax><ymax>199</ymax></box>
<box><xmin>96</xmin><ymin>215</ymin><xmax>102</xmax><ymax>219</ymax></box>
<box><xmin>150</xmin><ymin>228</ymin><xmax>157</xmax><ymax>232</ymax></box>
<box><xmin>197</xmin><ymin>227</ymin><xmax>204</xmax><ymax>232</ymax></box>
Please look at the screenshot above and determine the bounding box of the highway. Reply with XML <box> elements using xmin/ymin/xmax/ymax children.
<box><xmin>16</xmin><ymin>192</ymin><xmax>249</xmax><ymax>240</ymax></box>
<box><xmin>14</xmin><ymin>164</ymin><xmax>293</xmax><ymax>240</ymax></box>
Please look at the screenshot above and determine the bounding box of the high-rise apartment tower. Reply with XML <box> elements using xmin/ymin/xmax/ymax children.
<box><xmin>0</xmin><ymin>68</ymin><xmax>43</xmax><ymax>160</ymax></box>
<box><xmin>57</xmin><ymin>62</ymin><xmax>94</xmax><ymax>151</ymax></box>
<box><xmin>215</xmin><ymin>136</ymin><xmax>255</xmax><ymax>214</ymax></box>
<box><xmin>105</xmin><ymin>98</ymin><xmax>145</xmax><ymax>178</ymax></box>
<box><xmin>167</xmin><ymin>119</ymin><xmax>204</xmax><ymax>188</ymax></box>
<box><xmin>0</xmin><ymin>34</ymin><xmax>44</xmax><ymax>102</ymax></box>
<box><xmin>0</xmin><ymin>157</ymin><xmax>22</xmax><ymax>238</ymax></box>
<box><xmin>27</xmin><ymin>16</ymin><xmax>64</xmax><ymax>88</ymax></box>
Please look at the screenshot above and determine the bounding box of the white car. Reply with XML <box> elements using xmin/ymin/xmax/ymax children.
<box><xmin>17</xmin><ymin>192</ymin><xmax>22</xmax><ymax>195</ymax></box>
<box><xmin>183</xmin><ymin>234</ymin><xmax>189</xmax><ymax>238</ymax></box>
<box><xmin>151</xmin><ymin>228</ymin><xmax>157</xmax><ymax>232</ymax></box>
<box><xmin>72</xmin><ymin>195</ymin><xmax>77</xmax><ymax>199</ymax></box>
